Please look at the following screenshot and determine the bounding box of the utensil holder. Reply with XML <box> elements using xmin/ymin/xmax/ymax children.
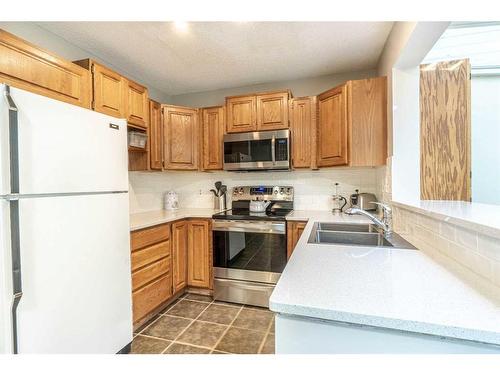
<box><xmin>214</xmin><ymin>194</ymin><xmax>227</xmax><ymax>211</ymax></box>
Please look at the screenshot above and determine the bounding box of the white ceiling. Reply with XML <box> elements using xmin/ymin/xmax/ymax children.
<box><xmin>38</xmin><ymin>22</ymin><xmax>393</xmax><ymax>96</ymax></box>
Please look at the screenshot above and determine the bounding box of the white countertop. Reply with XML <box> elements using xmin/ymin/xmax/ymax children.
<box><xmin>129</xmin><ymin>208</ymin><xmax>221</xmax><ymax>231</ymax></box>
<box><xmin>393</xmin><ymin>200</ymin><xmax>500</xmax><ymax>240</ymax></box>
<box><xmin>270</xmin><ymin>211</ymin><xmax>500</xmax><ymax>346</ymax></box>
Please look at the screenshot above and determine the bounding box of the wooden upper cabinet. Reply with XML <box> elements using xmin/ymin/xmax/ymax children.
<box><xmin>0</xmin><ymin>29</ymin><xmax>91</xmax><ymax>108</ymax></box>
<box><xmin>163</xmin><ymin>105</ymin><xmax>199</xmax><ymax>170</ymax></box>
<box><xmin>226</xmin><ymin>95</ymin><xmax>256</xmax><ymax>133</ymax></box>
<box><xmin>348</xmin><ymin>77</ymin><xmax>387</xmax><ymax>167</ymax></box>
<box><xmin>256</xmin><ymin>91</ymin><xmax>289</xmax><ymax>131</ymax></box>
<box><xmin>202</xmin><ymin>106</ymin><xmax>225</xmax><ymax>170</ymax></box>
<box><xmin>187</xmin><ymin>219</ymin><xmax>212</xmax><ymax>289</ymax></box>
<box><xmin>172</xmin><ymin>221</ymin><xmax>188</xmax><ymax>293</ymax></box>
<box><xmin>126</xmin><ymin>79</ymin><xmax>149</xmax><ymax>128</ymax></box>
<box><xmin>74</xmin><ymin>59</ymin><xmax>126</xmax><ymax>118</ymax></box>
<box><xmin>317</xmin><ymin>84</ymin><xmax>348</xmax><ymax>167</ymax></box>
<box><xmin>290</xmin><ymin>96</ymin><xmax>317</xmax><ymax>169</ymax></box>
<box><xmin>149</xmin><ymin>100</ymin><xmax>162</xmax><ymax>170</ymax></box>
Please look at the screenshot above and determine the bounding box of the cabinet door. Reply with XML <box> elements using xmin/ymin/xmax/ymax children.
<box><xmin>290</xmin><ymin>96</ymin><xmax>317</xmax><ymax>169</ymax></box>
<box><xmin>0</xmin><ymin>29</ymin><xmax>91</xmax><ymax>109</ymax></box>
<box><xmin>256</xmin><ymin>92</ymin><xmax>289</xmax><ymax>131</ymax></box>
<box><xmin>163</xmin><ymin>106</ymin><xmax>199</xmax><ymax>170</ymax></box>
<box><xmin>187</xmin><ymin>220</ymin><xmax>211</xmax><ymax>289</ymax></box>
<box><xmin>348</xmin><ymin>77</ymin><xmax>387</xmax><ymax>167</ymax></box>
<box><xmin>317</xmin><ymin>84</ymin><xmax>348</xmax><ymax>167</ymax></box>
<box><xmin>127</xmin><ymin>80</ymin><xmax>149</xmax><ymax>128</ymax></box>
<box><xmin>202</xmin><ymin>106</ymin><xmax>224</xmax><ymax>170</ymax></box>
<box><xmin>149</xmin><ymin>100</ymin><xmax>163</xmax><ymax>170</ymax></box>
<box><xmin>287</xmin><ymin>221</ymin><xmax>307</xmax><ymax>259</ymax></box>
<box><xmin>172</xmin><ymin>221</ymin><xmax>188</xmax><ymax>293</ymax></box>
<box><xmin>226</xmin><ymin>95</ymin><xmax>256</xmax><ymax>133</ymax></box>
<box><xmin>92</xmin><ymin>62</ymin><xmax>126</xmax><ymax>118</ymax></box>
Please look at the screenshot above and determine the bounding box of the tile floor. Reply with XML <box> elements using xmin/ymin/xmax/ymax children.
<box><xmin>130</xmin><ymin>293</ymin><xmax>275</xmax><ymax>354</ymax></box>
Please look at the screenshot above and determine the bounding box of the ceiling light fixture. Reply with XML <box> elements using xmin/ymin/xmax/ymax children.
<box><xmin>173</xmin><ymin>21</ymin><xmax>189</xmax><ymax>32</ymax></box>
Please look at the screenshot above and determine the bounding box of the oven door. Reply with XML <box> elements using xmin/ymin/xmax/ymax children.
<box><xmin>223</xmin><ymin>130</ymin><xmax>290</xmax><ymax>171</ymax></box>
<box><xmin>213</xmin><ymin>220</ymin><xmax>286</xmax><ymax>284</ymax></box>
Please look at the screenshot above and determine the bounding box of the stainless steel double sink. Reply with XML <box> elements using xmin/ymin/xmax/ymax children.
<box><xmin>307</xmin><ymin>222</ymin><xmax>415</xmax><ymax>249</ymax></box>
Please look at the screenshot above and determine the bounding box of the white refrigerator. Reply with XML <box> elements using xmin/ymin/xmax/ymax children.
<box><xmin>0</xmin><ymin>84</ymin><xmax>133</xmax><ymax>353</ymax></box>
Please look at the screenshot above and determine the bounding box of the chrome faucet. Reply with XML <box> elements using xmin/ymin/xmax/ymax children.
<box><xmin>345</xmin><ymin>202</ymin><xmax>392</xmax><ymax>234</ymax></box>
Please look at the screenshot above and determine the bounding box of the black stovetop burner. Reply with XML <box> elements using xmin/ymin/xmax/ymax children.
<box><xmin>212</xmin><ymin>208</ymin><xmax>293</xmax><ymax>221</ymax></box>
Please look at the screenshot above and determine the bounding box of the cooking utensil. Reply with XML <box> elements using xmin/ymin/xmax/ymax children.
<box><xmin>210</xmin><ymin>189</ymin><xmax>218</xmax><ymax>197</ymax></box>
<box><xmin>215</xmin><ymin>181</ymin><xmax>222</xmax><ymax>195</ymax></box>
<box><xmin>220</xmin><ymin>185</ymin><xmax>227</xmax><ymax>196</ymax></box>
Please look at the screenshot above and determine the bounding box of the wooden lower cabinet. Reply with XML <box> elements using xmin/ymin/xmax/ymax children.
<box><xmin>287</xmin><ymin>221</ymin><xmax>307</xmax><ymax>259</ymax></box>
<box><xmin>172</xmin><ymin>221</ymin><xmax>188</xmax><ymax>293</ymax></box>
<box><xmin>187</xmin><ymin>219</ymin><xmax>212</xmax><ymax>289</ymax></box>
<box><xmin>130</xmin><ymin>223</ymin><xmax>172</xmax><ymax>325</ymax></box>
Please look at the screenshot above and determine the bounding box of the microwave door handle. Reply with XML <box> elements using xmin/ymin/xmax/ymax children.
<box><xmin>271</xmin><ymin>135</ymin><xmax>276</xmax><ymax>165</ymax></box>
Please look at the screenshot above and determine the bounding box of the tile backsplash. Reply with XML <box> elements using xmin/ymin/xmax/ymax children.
<box><xmin>129</xmin><ymin>167</ymin><xmax>380</xmax><ymax>214</ymax></box>
<box><xmin>393</xmin><ymin>204</ymin><xmax>500</xmax><ymax>288</ymax></box>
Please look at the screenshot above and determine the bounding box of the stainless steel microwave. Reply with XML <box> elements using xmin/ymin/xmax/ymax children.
<box><xmin>223</xmin><ymin>129</ymin><xmax>290</xmax><ymax>171</ymax></box>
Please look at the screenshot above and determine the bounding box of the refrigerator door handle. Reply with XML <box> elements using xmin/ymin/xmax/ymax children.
<box><xmin>4</xmin><ymin>85</ymin><xmax>23</xmax><ymax>354</ymax></box>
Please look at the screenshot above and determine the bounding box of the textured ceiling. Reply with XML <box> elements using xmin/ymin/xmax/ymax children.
<box><xmin>38</xmin><ymin>22</ymin><xmax>393</xmax><ymax>96</ymax></box>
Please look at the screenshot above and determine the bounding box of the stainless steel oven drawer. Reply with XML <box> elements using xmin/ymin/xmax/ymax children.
<box><xmin>214</xmin><ymin>278</ymin><xmax>275</xmax><ymax>308</ymax></box>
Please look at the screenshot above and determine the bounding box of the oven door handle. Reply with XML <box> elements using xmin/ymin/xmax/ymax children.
<box><xmin>212</xmin><ymin>220</ymin><xmax>285</xmax><ymax>234</ymax></box>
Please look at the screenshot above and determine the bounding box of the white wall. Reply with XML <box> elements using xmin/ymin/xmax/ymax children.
<box><xmin>376</xmin><ymin>22</ymin><xmax>449</xmax><ymax>203</ymax></box>
<box><xmin>168</xmin><ymin>70</ymin><xmax>376</xmax><ymax>108</ymax></box>
<box><xmin>0</xmin><ymin>22</ymin><xmax>171</xmax><ymax>103</ymax></box>
<box><xmin>129</xmin><ymin>168</ymin><xmax>379</xmax><ymax>214</ymax></box>
<box><xmin>471</xmin><ymin>76</ymin><xmax>500</xmax><ymax>205</ymax></box>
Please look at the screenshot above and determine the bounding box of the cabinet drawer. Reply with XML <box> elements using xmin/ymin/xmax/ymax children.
<box><xmin>132</xmin><ymin>257</ymin><xmax>170</xmax><ymax>291</ymax></box>
<box><xmin>132</xmin><ymin>274</ymin><xmax>172</xmax><ymax>323</ymax></box>
<box><xmin>131</xmin><ymin>240</ymin><xmax>170</xmax><ymax>271</ymax></box>
<box><xmin>131</xmin><ymin>223</ymin><xmax>170</xmax><ymax>251</ymax></box>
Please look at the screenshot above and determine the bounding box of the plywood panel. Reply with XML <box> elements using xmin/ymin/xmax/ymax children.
<box><xmin>420</xmin><ymin>59</ymin><xmax>471</xmax><ymax>201</ymax></box>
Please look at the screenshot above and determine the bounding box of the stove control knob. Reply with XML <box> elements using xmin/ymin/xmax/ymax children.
<box><xmin>239</xmin><ymin>188</ymin><xmax>244</xmax><ymax>195</ymax></box>
<box><xmin>233</xmin><ymin>188</ymin><xmax>238</xmax><ymax>195</ymax></box>
<box><xmin>279</xmin><ymin>188</ymin><xmax>284</xmax><ymax>195</ymax></box>
<box><xmin>273</xmin><ymin>189</ymin><xmax>278</xmax><ymax>195</ymax></box>
<box><xmin>286</xmin><ymin>188</ymin><xmax>292</xmax><ymax>195</ymax></box>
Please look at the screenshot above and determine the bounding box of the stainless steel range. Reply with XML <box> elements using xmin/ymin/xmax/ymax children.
<box><xmin>212</xmin><ymin>185</ymin><xmax>294</xmax><ymax>307</ymax></box>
